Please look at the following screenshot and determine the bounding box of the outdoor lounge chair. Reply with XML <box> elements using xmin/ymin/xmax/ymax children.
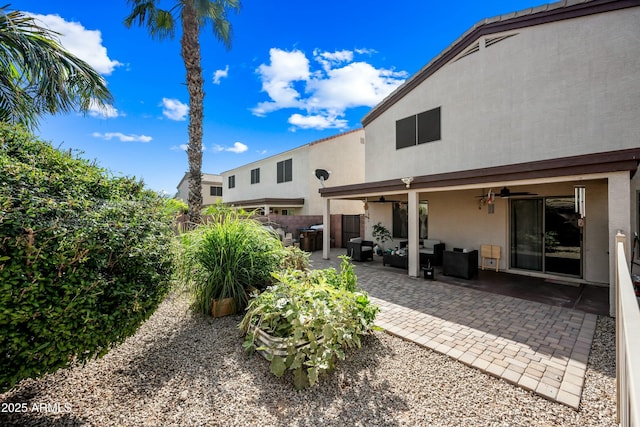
<box><xmin>346</xmin><ymin>238</ymin><xmax>374</xmax><ymax>262</ymax></box>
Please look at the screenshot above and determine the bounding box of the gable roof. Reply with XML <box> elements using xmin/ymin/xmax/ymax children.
<box><xmin>362</xmin><ymin>0</ymin><xmax>640</xmax><ymax>126</ymax></box>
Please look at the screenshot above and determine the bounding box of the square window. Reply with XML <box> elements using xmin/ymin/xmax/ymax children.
<box><xmin>396</xmin><ymin>107</ymin><xmax>441</xmax><ymax>149</ymax></box>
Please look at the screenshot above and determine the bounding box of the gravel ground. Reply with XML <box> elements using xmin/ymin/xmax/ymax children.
<box><xmin>0</xmin><ymin>292</ymin><xmax>616</xmax><ymax>427</ymax></box>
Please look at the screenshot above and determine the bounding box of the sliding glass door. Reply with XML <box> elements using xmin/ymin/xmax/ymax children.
<box><xmin>544</xmin><ymin>198</ymin><xmax>582</xmax><ymax>276</ymax></box>
<box><xmin>510</xmin><ymin>197</ymin><xmax>582</xmax><ymax>277</ymax></box>
<box><xmin>510</xmin><ymin>199</ymin><xmax>543</xmax><ymax>271</ymax></box>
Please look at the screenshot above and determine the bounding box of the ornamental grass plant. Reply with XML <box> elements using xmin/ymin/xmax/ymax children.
<box><xmin>176</xmin><ymin>210</ymin><xmax>284</xmax><ymax>315</ymax></box>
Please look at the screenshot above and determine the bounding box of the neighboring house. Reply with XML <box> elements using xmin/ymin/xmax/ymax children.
<box><xmin>319</xmin><ymin>0</ymin><xmax>640</xmax><ymax>316</ymax></box>
<box><xmin>175</xmin><ymin>173</ymin><xmax>223</xmax><ymax>207</ymax></box>
<box><xmin>221</xmin><ymin>128</ymin><xmax>365</xmax><ymax>216</ymax></box>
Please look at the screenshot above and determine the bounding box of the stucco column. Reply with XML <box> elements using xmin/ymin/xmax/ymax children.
<box><xmin>408</xmin><ymin>190</ymin><xmax>420</xmax><ymax>277</ymax></box>
<box><xmin>323</xmin><ymin>198</ymin><xmax>331</xmax><ymax>260</ymax></box>
<box><xmin>608</xmin><ymin>171</ymin><xmax>631</xmax><ymax>317</ymax></box>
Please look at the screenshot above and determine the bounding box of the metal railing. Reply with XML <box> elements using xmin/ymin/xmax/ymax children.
<box><xmin>615</xmin><ymin>232</ymin><xmax>640</xmax><ymax>426</ymax></box>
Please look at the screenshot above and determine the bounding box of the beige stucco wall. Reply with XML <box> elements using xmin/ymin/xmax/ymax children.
<box><xmin>362</xmin><ymin>179</ymin><xmax>611</xmax><ymax>284</ymax></box>
<box><xmin>308</xmin><ymin>130</ymin><xmax>365</xmax><ymax>215</ymax></box>
<box><xmin>222</xmin><ymin>145</ymin><xmax>309</xmax><ymax>210</ymax></box>
<box><xmin>222</xmin><ymin>129</ymin><xmax>365</xmax><ymax>216</ymax></box>
<box><xmin>364</xmin><ymin>8</ymin><xmax>640</xmax><ymax>182</ymax></box>
<box><xmin>175</xmin><ymin>173</ymin><xmax>222</xmax><ymax>207</ymax></box>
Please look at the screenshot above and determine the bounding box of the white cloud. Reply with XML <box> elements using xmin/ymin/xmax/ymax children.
<box><xmin>227</xmin><ymin>142</ymin><xmax>248</xmax><ymax>153</ymax></box>
<box><xmin>313</xmin><ymin>49</ymin><xmax>353</xmax><ymax>71</ymax></box>
<box><xmin>28</xmin><ymin>13</ymin><xmax>122</xmax><ymax>75</ymax></box>
<box><xmin>211</xmin><ymin>142</ymin><xmax>248</xmax><ymax>153</ymax></box>
<box><xmin>213</xmin><ymin>65</ymin><xmax>229</xmax><ymax>84</ymax></box>
<box><xmin>253</xmin><ymin>48</ymin><xmax>407</xmax><ymax>130</ymax></box>
<box><xmin>288</xmin><ymin>113</ymin><xmax>348</xmax><ymax>130</ymax></box>
<box><xmin>252</xmin><ymin>48</ymin><xmax>310</xmax><ymax>117</ymax></box>
<box><xmin>172</xmin><ymin>143</ymin><xmax>206</xmax><ymax>152</ymax></box>
<box><xmin>170</xmin><ymin>144</ymin><xmax>189</xmax><ymax>151</ymax></box>
<box><xmin>161</xmin><ymin>98</ymin><xmax>188</xmax><ymax>121</ymax></box>
<box><xmin>92</xmin><ymin>132</ymin><xmax>152</xmax><ymax>143</ymax></box>
<box><xmin>88</xmin><ymin>99</ymin><xmax>120</xmax><ymax>118</ymax></box>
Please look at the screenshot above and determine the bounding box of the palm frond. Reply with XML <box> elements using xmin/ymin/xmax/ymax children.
<box><xmin>124</xmin><ymin>0</ymin><xmax>176</xmax><ymax>40</ymax></box>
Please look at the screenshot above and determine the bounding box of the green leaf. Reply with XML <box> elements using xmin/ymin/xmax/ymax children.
<box><xmin>269</xmin><ymin>356</ymin><xmax>287</xmax><ymax>377</ymax></box>
<box><xmin>307</xmin><ymin>367</ymin><xmax>318</xmax><ymax>386</ymax></box>
<box><xmin>293</xmin><ymin>368</ymin><xmax>308</xmax><ymax>390</ymax></box>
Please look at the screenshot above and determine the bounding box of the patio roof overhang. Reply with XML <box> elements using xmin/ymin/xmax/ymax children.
<box><xmin>319</xmin><ymin>148</ymin><xmax>640</xmax><ymax>199</ymax></box>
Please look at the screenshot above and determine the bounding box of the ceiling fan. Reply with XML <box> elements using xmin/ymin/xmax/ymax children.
<box><xmin>370</xmin><ymin>195</ymin><xmax>402</xmax><ymax>203</ymax></box>
<box><xmin>476</xmin><ymin>187</ymin><xmax>536</xmax><ymax>199</ymax></box>
<box><xmin>496</xmin><ymin>186</ymin><xmax>536</xmax><ymax>198</ymax></box>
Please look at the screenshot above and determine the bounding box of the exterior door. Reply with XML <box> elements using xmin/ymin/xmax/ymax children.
<box><xmin>510</xmin><ymin>197</ymin><xmax>582</xmax><ymax>277</ymax></box>
<box><xmin>544</xmin><ymin>198</ymin><xmax>582</xmax><ymax>276</ymax></box>
<box><xmin>510</xmin><ymin>199</ymin><xmax>543</xmax><ymax>271</ymax></box>
<box><xmin>341</xmin><ymin>215</ymin><xmax>360</xmax><ymax>248</ymax></box>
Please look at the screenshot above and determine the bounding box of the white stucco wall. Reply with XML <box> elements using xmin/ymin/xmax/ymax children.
<box><xmin>175</xmin><ymin>173</ymin><xmax>222</xmax><ymax>207</ymax></box>
<box><xmin>308</xmin><ymin>130</ymin><xmax>365</xmax><ymax>215</ymax></box>
<box><xmin>222</xmin><ymin>129</ymin><xmax>365</xmax><ymax>215</ymax></box>
<box><xmin>223</xmin><ymin>146</ymin><xmax>309</xmax><ymax>207</ymax></box>
<box><xmin>364</xmin><ymin>8</ymin><xmax>640</xmax><ymax>182</ymax></box>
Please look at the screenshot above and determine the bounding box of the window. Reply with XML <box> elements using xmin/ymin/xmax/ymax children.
<box><xmin>209</xmin><ymin>186</ymin><xmax>222</xmax><ymax>196</ymax></box>
<box><xmin>250</xmin><ymin>168</ymin><xmax>260</xmax><ymax>184</ymax></box>
<box><xmin>281</xmin><ymin>209</ymin><xmax>293</xmax><ymax>216</ymax></box>
<box><xmin>396</xmin><ymin>107</ymin><xmax>441</xmax><ymax>149</ymax></box>
<box><xmin>392</xmin><ymin>202</ymin><xmax>429</xmax><ymax>239</ymax></box>
<box><xmin>228</xmin><ymin>175</ymin><xmax>235</xmax><ymax>189</ymax></box>
<box><xmin>277</xmin><ymin>158</ymin><xmax>292</xmax><ymax>183</ymax></box>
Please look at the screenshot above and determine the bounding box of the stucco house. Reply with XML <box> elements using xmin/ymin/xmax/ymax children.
<box><xmin>319</xmin><ymin>0</ymin><xmax>640</xmax><ymax>315</ymax></box>
<box><xmin>221</xmin><ymin>128</ymin><xmax>365</xmax><ymax>217</ymax></box>
<box><xmin>175</xmin><ymin>173</ymin><xmax>223</xmax><ymax>207</ymax></box>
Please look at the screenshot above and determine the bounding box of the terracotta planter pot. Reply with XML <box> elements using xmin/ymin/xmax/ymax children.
<box><xmin>211</xmin><ymin>297</ymin><xmax>236</xmax><ymax>317</ymax></box>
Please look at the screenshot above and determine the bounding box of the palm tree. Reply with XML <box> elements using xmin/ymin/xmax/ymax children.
<box><xmin>0</xmin><ymin>6</ymin><xmax>112</xmax><ymax>128</ymax></box>
<box><xmin>125</xmin><ymin>0</ymin><xmax>241</xmax><ymax>224</ymax></box>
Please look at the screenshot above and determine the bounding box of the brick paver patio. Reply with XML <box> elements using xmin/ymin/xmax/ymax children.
<box><xmin>310</xmin><ymin>250</ymin><xmax>598</xmax><ymax>410</ymax></box>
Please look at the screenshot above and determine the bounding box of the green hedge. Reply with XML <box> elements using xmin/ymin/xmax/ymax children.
<box><xmin>0</xmin><ymin>124</ymin><xmax>174</xmax><ymax>392</ymax></box>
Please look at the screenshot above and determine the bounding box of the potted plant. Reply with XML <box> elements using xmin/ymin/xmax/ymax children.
<box><xmin>240</xmin><ymin>256</ymin><xmax>379</xmax><ymax>389</ymax></box>
<box><xmin>176</xmin><ymin>209</ymin><xmax>285</xmax><ymax>317</ymax></box>
<box><xmin>372</xmin><ymin>222</ymin><xmax>392</xmax><ymax>255</ymax></box>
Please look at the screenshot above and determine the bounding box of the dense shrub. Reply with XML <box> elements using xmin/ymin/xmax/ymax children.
<box><xmin>240</xmin><ymin>256</ymin><xmax>379</xmax><ymax>389</ymax></box>
<box><xmin>0</xmin><ymin>123</ymin><xmax>175</xmax><ymax>392</ymax></box>
<box><xmin>163</xmin><ymin>198</ymin><xmax>188</xmax><ymax>220</ymax></box>
<box><xmin>176</xmin><ymin>210</ymin><xmax>284</xmax><ymax>315</ymax></box>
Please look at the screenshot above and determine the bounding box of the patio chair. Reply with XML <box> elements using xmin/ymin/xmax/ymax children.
<box><xmin>346</xmin><ymin>238</ymin><xmax>374</xmax><ymax>262</ymax></box>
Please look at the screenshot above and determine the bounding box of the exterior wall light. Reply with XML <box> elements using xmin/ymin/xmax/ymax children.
<box><xmin>401</xmin><ymin>177</ymin><xmax>414</xmax><ymax>188</ymax></box>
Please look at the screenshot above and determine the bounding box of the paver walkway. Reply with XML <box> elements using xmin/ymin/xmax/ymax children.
<box><xmin>310</xmin><ymin>251</ymin><xmax>598</xmax><ymax>410</ymax></box>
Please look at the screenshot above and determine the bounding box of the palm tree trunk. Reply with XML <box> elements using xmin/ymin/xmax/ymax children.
<box><xmin>181</xmin><ymin>0</ymin><xmax>204</xmax><ymax>224</ymax></box>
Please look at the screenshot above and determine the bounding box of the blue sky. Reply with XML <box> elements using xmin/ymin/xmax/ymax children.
<box><xmin>10</xmin><ymin>0</ymin><xmax>547</xmax><ymax>195</ymax></box>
